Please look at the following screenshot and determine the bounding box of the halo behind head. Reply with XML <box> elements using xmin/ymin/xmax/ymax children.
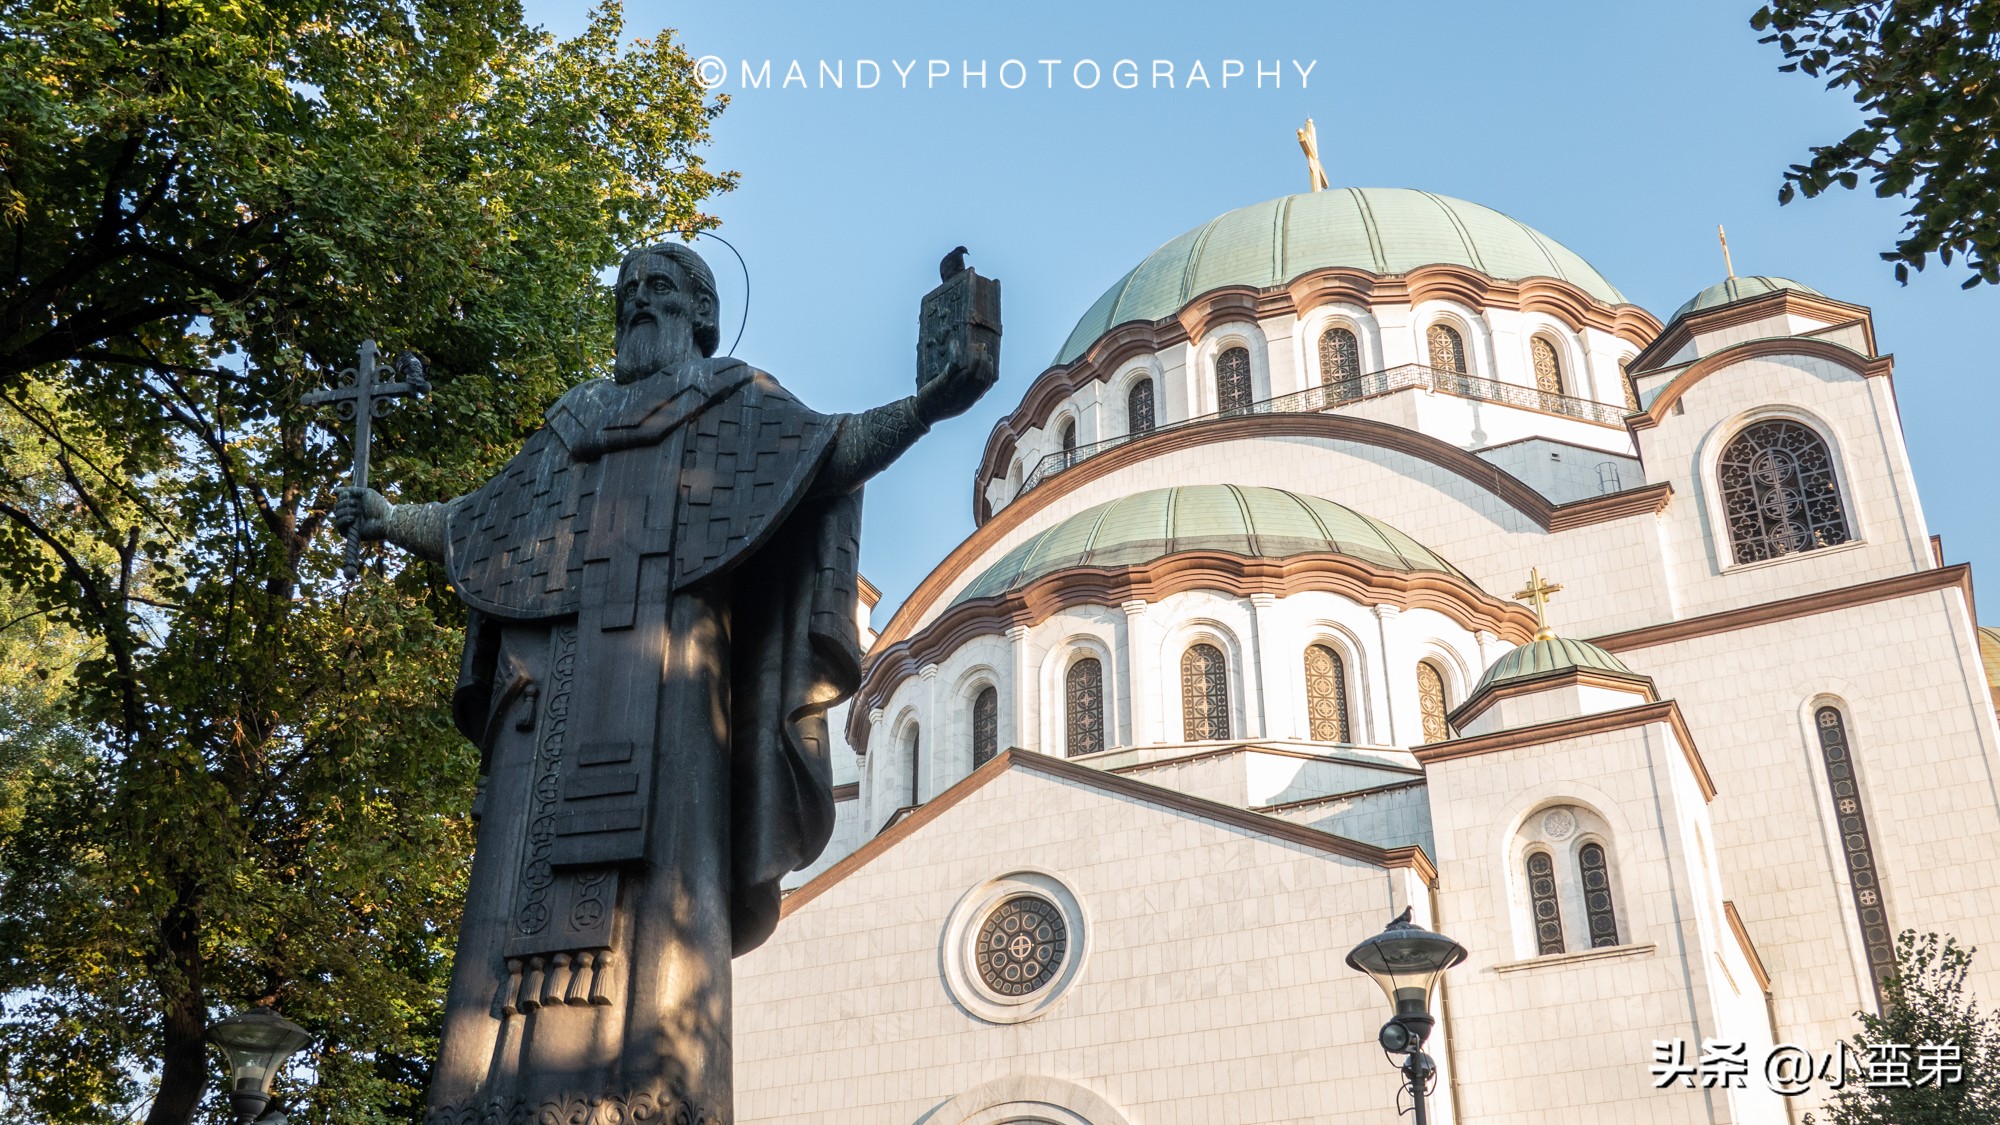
<box><xmin>618</xmin><ymin>241</ymin><xmax>720</xmax><ymax>357</ymax></box>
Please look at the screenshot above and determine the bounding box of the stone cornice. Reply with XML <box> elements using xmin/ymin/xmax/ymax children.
<box><xmin>1628</xmin><ymin>336</ymin><xmax>1893</xmax><ymax>432</ymax></box>
<box><xmin>848</xmin><ymin>549</ymin><xmax>1541</xmax><ymax>752</ymax></box>
<box><xmin>1628</xmin><ymin>289</ymin><xmax>1874</xmax><ymax>375</ymax></box>
<box><xmin>1413</xmin><ymin>699</ymin><xmax>1717</xmax><ymax>803</ymax></box>
<box><xmin>979</xmin><ymin>266</ymin><xmax>1662</xmax><ymax>512</ymax></box>
<box><xmin>1723</xmin><ymin>901</ymin><xmax>1773</xmax><ymax>993</ymax></box>
<box><xmin>1589</xmin><ymin>564</ymin><xmax>1973</xmax><ymax>652</ymax></box>
<box><xmin>779</xmin><ymin>750</ymin><xmax>1437</xmax><ymax>919</ymax></box>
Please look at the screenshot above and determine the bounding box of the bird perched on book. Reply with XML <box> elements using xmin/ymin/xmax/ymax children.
<box><xmin>940</xmin><ymin>245</ymin><xmax>969</xmax><ymax>282</ymax></box>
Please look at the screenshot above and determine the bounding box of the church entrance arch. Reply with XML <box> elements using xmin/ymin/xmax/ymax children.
<box><xmin>920</xmin><ymin>1075</ymin><xmax>1131</xmax><ymax>1125</ymax></box>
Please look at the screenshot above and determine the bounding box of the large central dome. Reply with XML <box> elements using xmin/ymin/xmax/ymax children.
<box><xmin>1055</xmin><ymin>188</ymin><xmax>1626</xmax><ymax>364</ymax></box>
<box><xmin>952</xmin><ymin>485</ymin><xmax>1464</xmax><ymax>605</ymax></box>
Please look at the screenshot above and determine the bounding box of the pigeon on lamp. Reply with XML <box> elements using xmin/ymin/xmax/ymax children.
<box><xmin>939</xmin><ymin>245</ymin><xmax>969</xmax><ymax>282</ymax></box>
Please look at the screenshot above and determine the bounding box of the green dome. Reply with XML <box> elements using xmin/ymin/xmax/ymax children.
<box><xmin>1671</xmin><ymin>275</ymin><xmax>1822</xmax><ymax>321</ymax></box>
<box><xmin>952</xmin><ymin>485</ymin><xmax>1464</xmax><ymax>605</ymax></box>
<box><xmin>1471</xmin><ymin>637</ymin><xmax>1635</xmax><ymax>696</ymax></box>
<box><xmin>1055</xmin><ymin>188</ymin><xmax>1627</xmax><ymax>365</ymax></box>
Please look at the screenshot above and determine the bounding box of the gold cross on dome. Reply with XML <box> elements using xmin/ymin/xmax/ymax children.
<box><xmin>1513</xmin><ymin>567</ymin><xmax>1564</xmax><ymax>641</ymax></box>
<box><xmin>1296</xmin><ymin>118</ymin><xmax>1330</xmax><ymax>192</ymax></box>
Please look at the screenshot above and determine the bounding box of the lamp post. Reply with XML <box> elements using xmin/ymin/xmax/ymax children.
<box><xmin>1346</xmin><ymin>909</ymin><xmax>1466</xmax><ymax>1125</ymax></box>
<box><xmin>208</xmin><ymin>1006</ymin><xmax>312</xmax><ymax>1125</ymax></box>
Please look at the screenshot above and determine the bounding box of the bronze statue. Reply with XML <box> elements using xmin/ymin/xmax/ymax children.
<box><xmin>333</xmin><ymin>242</ymin><xmax>999</xmax><ymax>1124</ymax></box>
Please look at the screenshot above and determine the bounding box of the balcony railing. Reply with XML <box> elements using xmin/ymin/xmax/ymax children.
<box><xmin>1014</xmin><ymin>363</ymin><xmax>1627</xmax><ymax>500</ymax></box>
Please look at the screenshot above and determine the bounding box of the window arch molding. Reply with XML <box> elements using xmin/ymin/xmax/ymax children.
<box><xmin>1521</xmin><ymin>324</ymin><xmax>1588</xmax><ymax>400</ymax></box>
<box><xmin>1501</xmin><ymin>796</ymin><xmax>1633</xmax><ymax>959</ymax></box>
<box><xmin>1296</xmin><ymin>625</ymin><xmax>1374</xmax><ymax>744</ymax></box>
<box><xmin>1190</xmin><ymin>322</ymin><xmax>1272</xmax><ymax>415</ymax></box>
<box><xmin>883</xmin><ymin>705</ymin><xmax>925</xmax><ymax>812</ymax></box>
<box><xmin>952</xmin><ymin>665</ymin><xmax>1005</xmax><ymax>775</ymax></box>
<box><xmin>1112</xmin><ymin>361</ymin><xmax>1164</xmax><ymax>438</ymax></box>
<box><xmin>1157</xmin><ymin>618</ymin><xmax>1249</xmax><ymax>744</ymax></box>
<box><xmin>1044</xmin><ymin>407</ymin><xmax>1086</xmax><ymax>462</ymax></box>
<box><xmin>1411</xmin><ymin>302</ymin><xmax>1490</xmax><ymax>378</ymax></box>
<box><xmin>1037</xmin><ymin>630</ymin><xmax>1118</xmax><ymax>757</ymax></box>
<box><xmin>1699</xmin><ymin>407</ymin><xmax>1862</xmax><ymax>571</ymax></box>
<box><xmin>1295</xmin><ymin>304</ymin><xmax>1383</xmax><ymax>387</ymax></box>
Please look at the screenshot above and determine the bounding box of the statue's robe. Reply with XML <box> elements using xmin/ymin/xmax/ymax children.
<box><xmin>423</xmin><ymin>357</ymin><xmax>861</xmax><ymax>1125</ymax></box>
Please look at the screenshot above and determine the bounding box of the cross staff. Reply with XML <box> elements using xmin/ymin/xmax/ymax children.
<box><xmin>302</xmin><ymin>339</ymin><xmax>428</xmax><ymax>577</ymax></box>
<box><xmin>1513</xmin><ymin>567</ymin><xmax>1564</xmax><ymax>641</ymax></box>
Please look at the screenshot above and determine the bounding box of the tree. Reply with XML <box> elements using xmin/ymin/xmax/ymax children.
<box><xmin>1750</xmin><ymin>1</ymin><xmax>2000</xmax><ymax>287</ymax></box>
<box><xmin>0</xmin><ymin>2</ymin><xmax>734</xmax><ymax>1122</ymax></box>
<box><xmin>1809</xmin><ymin>931</ymin><xmax>2000</xmax><ymax>1125</ymax></box>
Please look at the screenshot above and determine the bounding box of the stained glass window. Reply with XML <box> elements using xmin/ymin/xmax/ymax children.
<box><xmin>1320</xmin><ymin>327</ymin><xmax>1361</xmax><ymax>398</ymax></box>
<box><xmin>1718</xmin><ymin>420</ymin><xmax>1851</xmax><ymax>564</ymax></box>
<box><xmin>1304</xmin><ymin>644</ymin><xmax>1351</xmax><ymax>743</ymax></box>
<box><xmin>1416</xmin><ymin>661</ymin><xmax>1449</xmax><ymax>744</ymax></box>
<box><xmin>1532</xmin><ymin>337</ymin><xmax>1564</xmax><ymax>402</ymax></box>
<box><xmin>1426</xmin><ymin>324</ymin><xmax>1467</xmax><ymax>373</ymax></box>
<box><xmin>1527</xmin><ymin>850</ymin><xmax>1566</xmax><ymax>955</ymax></box>
<box><xmin>1579</xmin><ymin>842</ymin><xmax>1620</xmax><ymax>947</ymax></box>
<box><xmin>1128</xmin><ymin>378</ymin><xmax>1156</xmax><ymax>435</ymax></box>
<box><xmin>1216</xmin><ymin>347</ymin><xmax>1253</xmax><ymax>413</ymax></box>
<box><xmin>1181</xmin><ymin>643</ymin><xmax>1230</xmax><ymax>741</ymax></box>
<box><xmin>1818</xmin><ymin>706</ymin><xmax>1894</xmax><ymax>993</ymax></box>
<box><xmin>1058</xmin><ymin>418</ymin><xmax>1077</xmax><ymax>453</ymax></box>
<box><xmin>972</xmin><ymin>686</ymin><xmax>998</xmax><ymax>768</ymax></box>
<box><xmin>1620</xmin><ymin>361</ymin><xmax>1640</xmax><ymax>413</ymax></box>
<box><xmin>975</xmin><ymin>894</ymin><xmax>1068</xmax><ymax>996</ymax></box>
<box><xmin>1065</xmin><ymin>658</ymin><xmax>1104</xmax><ymax>757</ymax></box>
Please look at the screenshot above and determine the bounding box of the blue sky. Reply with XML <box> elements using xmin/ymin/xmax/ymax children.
<box><xmin>527</xmin><ymin>0</ymin><xmax>2000</xmax><ymax>623</ymax></box>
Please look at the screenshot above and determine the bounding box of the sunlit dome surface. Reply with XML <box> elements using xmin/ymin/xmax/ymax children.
<box><xmin>1671</xmin><ymin>275</ymin><xmax>1823</xmax><ymax>321</ymax></box>
<box><xmin>1054</xmin><ymin>188</ymin><xmax>1627</xmax><ymax>365</ymax></box>
<box><xmin>953</xmin><ymin>485</ymin><xmax>1465</xmax><ymax>605</ymax></box>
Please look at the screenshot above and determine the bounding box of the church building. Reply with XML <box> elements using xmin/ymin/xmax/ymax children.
<box><xmin>729</xmin><ymin>186</ymin><xmax>2000</xmax><ymax>1123</ymax></box>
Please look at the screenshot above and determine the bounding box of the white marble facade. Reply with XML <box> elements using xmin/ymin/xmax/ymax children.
<box><xmin>731</xmin><ymin>191</ymin><xmax>2000</xmax><ymax>1123</ymax></box>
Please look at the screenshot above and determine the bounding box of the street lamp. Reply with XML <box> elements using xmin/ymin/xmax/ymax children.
<box><xmin>1346</xmin><ymin>908</ymin><xmax>1466</xmax><ymax>1125</ymax></box>
<box><xmin>209</xmin><ymin>1006</ymin><xmax>311</xmax><ymax>1125</ymax></box>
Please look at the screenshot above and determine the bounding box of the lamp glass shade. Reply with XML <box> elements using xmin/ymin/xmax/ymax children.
<box><xmin>1345</xmin><ymin>915</ymin><xmax>1467</xmax><ymax>1018</ymax></box>
<box><xmin>210</xmin><ymin>1008</ymin><xmax>311</xmax><ymax>1097</ymax></box>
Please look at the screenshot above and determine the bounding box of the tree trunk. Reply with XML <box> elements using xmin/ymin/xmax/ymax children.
<box><xmin>145</xmin><ymin>888</ymin><xmax>208</xmax><ymax>1125</ymax></box>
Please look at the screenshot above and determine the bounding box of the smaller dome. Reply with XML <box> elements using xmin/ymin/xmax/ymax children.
<box><xmin>1471</xmin><ymin>636</ymin><xmax>1635</xmax><ymax>696</ymax></box>
<box><xmin>952</xmin><ymin>485</ymin><xmax>1463</xmax><ymax>605</ymax></box>
<box><xmin>1671</xmin><ymin>275</ymin><xmax>1821</xmax><ymax>321</ymax></box>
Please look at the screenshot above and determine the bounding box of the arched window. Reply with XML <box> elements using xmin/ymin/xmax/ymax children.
<box><xmin>1215</xmin><ymin>346</ymin><xmax>1253</xmax><ymax>413</ymax></box>
<box><xmin>1578</xmin><ymin>842</ymin><xmax>1620</xmax><ymax>947</ymax></box>
<box><xmin>1181</xmin><ymin>643</ymin><xmax>1230</xmax><ymax>741</ymax></box>
<box><xmin>1619</xmin><ymin>360</ymin><xmax>1639</xmax><ymax>413</ymax></box>
<box><xmin>1532</xmin><ymin>337</ymin><xmax>1565</xmax><ymax>401</ymax></box>
<box><xmin>1319</xmin><ymin>326</ymin><xmax>1361</xmax><ymax>395</ymax></box>
<box><xmin>1065</xmin><ymin>658</ymin><xmax>1104</xmax><ymax>757</ymax></box>
<box><xmin>1818</xmin><ymin>706</ymin><xmax>1894</xmax><ymax>988</ymax></box>
<box><xmin>1426</xmin><ymin>323</ymin><xmax>1467</xmax><ymax>374</ymax></box>
<box><xmin>1527</xmin><ymin>850</ymin><xmax>1566</xmax><ymax>955</ymax></box>
<box><xmin>1057</xmin><ymin>417</ymin><xmax>1077</xmax><ymax>455</ymax></box>
<box><xmin>1304</xmin><ymin>644</ymin><xmax>1351</xmax><ymax>743</ymax></box>
<box><xmin>1718</xmin><ymin>419</ymin><xmax>1852</xmax><ymax>564</ymax></box>
<box><xmin>1127</xmin><ymin>378</ymin><xmax>1156</xmax><ymax>436</ymax></box>
<box><xmin>904</xmin><ymin>724</ymin><xmax>921</xmax><ymax>807</ymax></box>
<box><xmin>972</xmin><ymin>686</ymin><xmax>998</xmax><ymax>768</ymax></box>
<box><xmin>1415</xmin><ymin>661</ymin><xmax>1449</xmax><ymax>744</ymax></box>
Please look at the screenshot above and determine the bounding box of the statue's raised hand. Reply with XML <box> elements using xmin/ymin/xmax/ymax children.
<box><xmin>914</xmin><ymin>333</ymin><xmax>998</xmax><ymax>426</ymax></box>
<box><xmin>332</xmin><ymin>485</ymin><xmax>393</xmax><ymax>542</ymax></box>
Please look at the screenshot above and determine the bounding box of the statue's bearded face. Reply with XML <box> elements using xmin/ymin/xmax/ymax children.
<box><xmin>614</xmin><ymin>255</ymin><xmax>712</xmax><ymax>383</ymax></box>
